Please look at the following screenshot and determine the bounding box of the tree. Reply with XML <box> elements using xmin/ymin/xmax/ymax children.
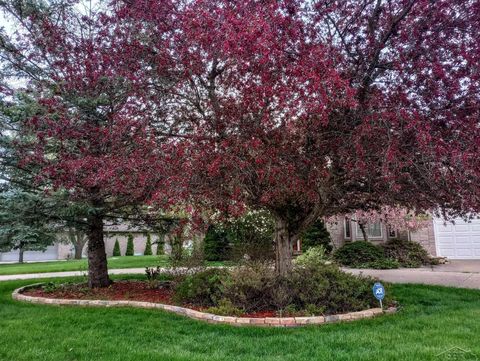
<box><xmin>0</xmin><ymin>189</ymin><xmax>56</xmax><ymax>263</ymax></box>
<box><xmin>301</xmin><ymin>220</ymin><xmax>333</xmax><ymax>254</ymax></box>
<box><xmin>112</xmin><ymin>239</ymin><xmax>121</xmax><ymax>257</ymax></box>
<box><xmin>144</xmin><ymin>233</ymin><xmax>153</xmax><ymax>255</ymax></box>
<box><xmin>156</xmin><ymin>234</ymin><xmax>165</xmax><ymax>256</ymax></box>
<box><xmin>0</xmin><ymin>2</ymin><xmax>175</xmax><ymax>286</ymax></box>
<box><xmin>59</xmin><ymin>227</ymin><xmax>87</xmax><ymax>260</ymax></box>
<box><xmin>203</xmin><ymin>225</ymin><xmax>230</xmax><ymax>262</ymax></box>
<box><xmin>121</xmin><ymin>0</ymin><xmax>480</xmax><ymax>275</ymax></box>
<box><xmin>125</xmin><ymin>234</ymin><xmax>134</xmax><ymax>256</ymax></box>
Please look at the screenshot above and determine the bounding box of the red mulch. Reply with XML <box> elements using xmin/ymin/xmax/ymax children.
<box><xmin>23</xmin><ymin>281</ymin><xmax>278</xmax><ymax>318</ymax></box>
<box><xmin>24</xmin><ymin>281</ymin><xmax>174</xmax><ymax>304</ymax></box>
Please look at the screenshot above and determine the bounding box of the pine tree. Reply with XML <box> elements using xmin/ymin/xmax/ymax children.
<box><xmin>125</xmin><ymin>234</ymin><xmax>134</xmax><ymax>256</ymax></box>
<box><xmin>144</xmin><ymin>233</ymin><xmax>152</xmax><ymax>255</ymax></box>
<box><xmin>113</xmin><ymin>239</ymin><xmax>121</xmax><ymax>257</ymax></box>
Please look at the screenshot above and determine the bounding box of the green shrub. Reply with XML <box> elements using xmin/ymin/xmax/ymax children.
<box><xmin>205</xmin><ymin>298</ymin><xmax>243</xmax><ymax>316</ymax></box>
<box><xmin>112</xmin><ymin>239</ymin><xmax>121</xmax><ymax>257</ymax></box>
<box><xmin>300</xmin><ymin>220</ymin><xmax>333</xmax><ymax>253</ymax></box>
<box><xmin>144</xmin><ymin>233</ymin><xmax>153</xmax><ymax>256</ymax></box>
<box><xmin>383</xmin><ymin>239</ymin><xmax>430</xmax><ymax>267</ymax></box>
<box><xmin>173</xmin><ymin>268</ymin><xmax>227</xmax><ymax>306</ymax></box>
<box><xmin>125</xmin><ymin>234</ymin><xmax>134</xmax><ymax>256</ymax></box>
<box><xmin>295</xmin><ymin>246</ymin><xmax>329</xmax><ymax>267</ymax></box>
<box><xmin>334</xmin><ymin>241</ymin><xmax>385</xmax><ymax>267</ymax></box>
<box><xmin>203</xmin><ymin>225</ymin><xmax>230</xmax><ymax>261</ymax></box>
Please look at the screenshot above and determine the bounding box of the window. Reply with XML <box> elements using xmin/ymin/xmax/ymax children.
<box><xmin>344</xmin><ymin>218</ymin><xmax>351</xmax><ymax>239</ymax></box>
<box><xmin>356</xmin><ymin>222</ymin><xmax>383</xmax><ymax>239</ymax></box>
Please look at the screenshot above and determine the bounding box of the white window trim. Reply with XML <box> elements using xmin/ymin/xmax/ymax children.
<box><xmin>355</xmin><ymin>222</ymin><xmax>384</xmax><ymax>240</ymax></box>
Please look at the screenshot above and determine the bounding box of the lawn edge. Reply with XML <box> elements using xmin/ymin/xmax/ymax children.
<box><xmin>12</xmin><ymin>283</ymin><xmax>396</xmax><ymax>327</ymax></box>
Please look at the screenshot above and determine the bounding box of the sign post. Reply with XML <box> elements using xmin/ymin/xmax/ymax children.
<box><xmin>372</xmin><ymin>282</ymin><xmax>385</xmax><ymax>309</ymax></box>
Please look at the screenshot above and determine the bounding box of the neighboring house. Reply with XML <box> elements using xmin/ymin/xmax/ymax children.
<box><xmin>326</xmin><ymin>216</ymin><xmax>480</xmax><ymax>260</ymax></box>
<box><xmin>0</xmin><ymin>224</ymin><xmax>163</xmax><ymax>262</ymax></box>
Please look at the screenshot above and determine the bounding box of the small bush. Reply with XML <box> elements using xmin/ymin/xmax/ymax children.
<box><xmin>221</xmin><ymin>261</ymin><xmax>277</xmax><ymax>313</ymax></box>
<box><xmin>383</xmin><ymin>239</ymin><xmax>430</xmax><ymax>267</ymax></box>
<box><xmin>295</xmin><ymin>246</ymin><xmax>329</xmax><ymax>268</ymax></box>
<box><xmin>144</xmin><ymin>234</ymin><xmax>153</xmax><ymax>256</ymax></box>
<box><xmin>334</xmin><ymin>241</ymin><xmax>384</xmax><ymax>267</ymax></box>
<box><xmin>173</xmin><ymin>268</ymin><xmax>227</xmax><ymax>307</ymax></box>
<box><xmin>205</xmin><ymin>298</ymin><xmax>243</xmax><ymax>316</ymax></box>
<box><xmin>125</xmin><ymin>234</ymin><xmax>134</xmax><ymax>256</ymax></box>
<box><xmin>112</xmin><ymin>239</ymin><xmax>121</xmax><ymax>257</ymax></box>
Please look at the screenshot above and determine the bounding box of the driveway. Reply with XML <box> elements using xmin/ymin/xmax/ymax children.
<box><xmin>1</xmin><ymin>261</ymin><xmax>480</xmax><ymax>289</ymax></box>
<box><xmin>345</xmin><ymin>260</ymin><xmax>480</xmax><ymax>289</ymax></box>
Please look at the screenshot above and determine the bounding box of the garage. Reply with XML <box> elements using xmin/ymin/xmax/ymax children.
<box><xmin>0</xmin><ymin>245</ymin><xmax>59</xmax><ymax>262</ymax></box>
<box><xmin>434</xmin><ymin>217</ymin><xmax>480</xmax><ymax>259</ymax></box>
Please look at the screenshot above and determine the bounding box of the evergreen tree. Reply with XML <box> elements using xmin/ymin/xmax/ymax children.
<box><xmin>203</xmin><ymin>225</ymin><xmax>230</xmax><ymax>261</ymax></box>
<box><xmin>113</xmin><ymin>239</ymin><xmax>121</xmax><ymax>257</ymax></box>
<box><xmin>125</xmin><ymin>234</ymin><xmax>134</xmax><ymax>256</ymax></box>
<box><xmin>300</xmin><ymin>220</ymin><xmax>333</xmax><ymax>253</ymax></box>
<box><xmin>144</xmin><ymin>233</ymin><xmax>152</xmax><ymax>255</ymax></box>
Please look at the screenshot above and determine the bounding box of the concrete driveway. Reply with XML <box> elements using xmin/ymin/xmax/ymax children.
<box><xmin>345</xmin><ymin>260</ymin><xmax>480</xmax><ymax>289</ymax></box>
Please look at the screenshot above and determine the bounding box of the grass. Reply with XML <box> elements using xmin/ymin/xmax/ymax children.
<box><xmin>0</xmin><ymin>277</ymin><xmax>479</xmax><ymax>361</ymax></box>
<box><xmin>0</xmin><ymin>255</ymin><xmax>170</xmax><ymax>275</ymax></box>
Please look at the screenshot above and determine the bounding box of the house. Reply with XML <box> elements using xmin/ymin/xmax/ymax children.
<box><xmin>326</xmin><ymin>216</ymin><xmax>480</xmax><ymax>260</ymax></box>
<box><xmin>0</xmin><ymin>224</ymin><xmax>162</xmax><ymax>263</ymax></box>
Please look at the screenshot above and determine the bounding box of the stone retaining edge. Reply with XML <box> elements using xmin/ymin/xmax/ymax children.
<box><xmin>12</xmin><ymin>284</ymin><xmax>396</xmax><ymax>327</ymax></box>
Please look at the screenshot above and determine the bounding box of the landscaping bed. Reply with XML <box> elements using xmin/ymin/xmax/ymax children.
<box><xmin>17</xmin><ymin>258</ymin><xmax>396</xmax><ymax>324</ymax></box>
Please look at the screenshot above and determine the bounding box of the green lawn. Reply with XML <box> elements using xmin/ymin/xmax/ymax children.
<box><xmin>0</xmin><ymin>255</ymin><xmax>170</xmax><ymax>275</ymax></box>
<box><xmin>0</xmin><ymin>277</ymin><xmax>479</xmax><ymax>361</ymax></box>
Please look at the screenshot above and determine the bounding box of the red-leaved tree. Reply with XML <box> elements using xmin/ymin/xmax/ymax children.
<box><xmin>121</xmin><ymin>0</ymin><xmax>480</xmax><ymax>275</ymax></box>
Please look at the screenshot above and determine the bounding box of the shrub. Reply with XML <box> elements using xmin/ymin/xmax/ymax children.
<box><xmin>205</xmin><ymin>298</ymin><xmax>243</xmax><ymax>317</ymax></box>
<box><xmin>173</xmin><ymin>268</ymin><xmax>227</xmax><ymax>306</ymax></box>
<box><xmin>334</xmin><ymin>241</ymin><xmax>384</xmax><ymax>267</ymax></box>
<box><xmin>383</xmin><ymin>239</ymin><xmax>430</xmax><ymax>267</ymax></box>
<box><xmin>295</xmin><ymin>246</ymin><xmax>329</xmax><ymax>267</ymax></box>
<box><xmin>203</xmin><ymin>225</ymin><xmax>230</xmax><ymax>261</ymax></box>
<box><xmin>220</xmin><ymin>261</ymin><xmax>277</xmax><ymax>312</ymax></box>
<box><xmin>125</xmin><ymin>234</ymin><xmax>134</xmax><ymax>256</ymax></box>
<box><xmin>112</xmin><ymin>239</ymin><xmax>121</xmax><ymax>257</ymax></box>
<box><xmin>144</xmin><ymin>233</ymin><xmax>153</xmax><ymax>256</ymax></box>
<box><xmin>300</xmin><ymin>220</ymin><xmax>333</xmax><ymax>253</ymax></box>
<box><xmin>227</xmin><ymin>210</ymin><xmax>275</xmax><ymax>261</ymax></box>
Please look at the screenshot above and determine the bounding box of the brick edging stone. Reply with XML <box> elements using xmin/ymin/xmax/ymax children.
<box><xmin>12</xmin><ymin>284</ymin><xmax>396</xmax><ymax>327</ymax></box>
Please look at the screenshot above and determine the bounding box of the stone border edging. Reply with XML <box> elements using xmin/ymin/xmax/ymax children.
<box><xmin>12</xmin><ymin>284</ymin><xmax>396</xmax><ymax>327</ymax></box>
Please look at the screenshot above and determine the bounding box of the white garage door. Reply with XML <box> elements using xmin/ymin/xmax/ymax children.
<box><xmin>434</xmin><ymin>218</ymin><xmax>480</xmax><ymax>259</ymax></box>
<box><xmin>0</xmin><ymin>245</ymin><xmax>59</xmax><ymax>262</ymax></box>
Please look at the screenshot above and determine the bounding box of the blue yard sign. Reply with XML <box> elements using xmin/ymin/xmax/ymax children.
<box><xmin>372</xmin><ymin>282</ymin><xmax>385</xmax><ymax>309</ymax></box>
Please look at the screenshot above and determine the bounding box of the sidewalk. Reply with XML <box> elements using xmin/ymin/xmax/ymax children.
<box><xmin>1</xmin><ymin>266</ymin><xmax>480</xmax><ymax>290</ymax></box>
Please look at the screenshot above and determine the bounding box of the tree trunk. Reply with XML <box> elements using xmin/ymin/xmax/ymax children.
<box><xmin>86</xmin><ymin>213</ymin><xmax>110</xmax><ymax>288</ymax></box>
<box><xmin>274</xmin><ymin>217</ymin><xmax>293</xmax><ymax>276</ymax></box>
<box><xmin>359</xmin><ymin>222</ymin><xmax>369</xmax><ymax>242</ymax></box>
<box><xmin>74</xmin><ymin>243</ymin><xmax>84</xmax><ymax>260</ymax></box>
<box><xmin>18</xmin><ymin>246</ymin><xmax>24</xmax><ymax>264</ymax></box>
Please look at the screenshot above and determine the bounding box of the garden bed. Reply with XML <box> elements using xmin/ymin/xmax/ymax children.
<box><xmin>13</xmin><ymin>282</ymin><xmax>395</xmax><ymax>327</ymax></box>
